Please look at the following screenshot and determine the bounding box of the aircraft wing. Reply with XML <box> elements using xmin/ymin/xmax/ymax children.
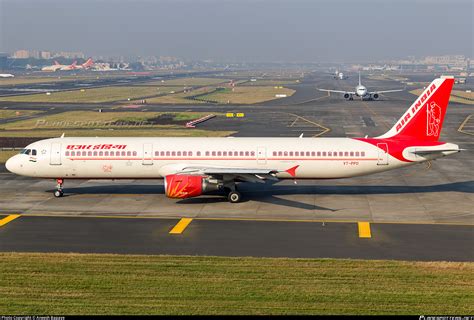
<box><xmin>369</xmin><ymin>89</ymin><xmax>404</xmax><ymax>94</ymax></box>
<box><xmin>317</xmin><ymin>88</ymin><xmax>355</xmax><ymax>94</ymax></box>
<box><xmin>177</xmin><ymin>166</ymin><xmax>280</xmax><ymax>183</ymax></box>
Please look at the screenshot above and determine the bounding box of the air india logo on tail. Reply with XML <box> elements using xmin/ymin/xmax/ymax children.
<box><xmin>395</xmin><ymin>83</ymin><xmax>437</xmax><ymax>133</ymax></box>
<box><xmin>426</xmin><ymin>101</ymin><xmax>441</xmax><ymax>136</ymax></box>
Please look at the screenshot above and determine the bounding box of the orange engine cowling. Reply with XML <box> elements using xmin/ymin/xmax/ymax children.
<box><xmin>165</xmin><ymin>174</ymin><xmax>203</xmax><ymax>198</ymax></box>
<box><xmin>164</xmin><ymin>174</ymin><xmax>220</xmax><ymax>199</ymax></box>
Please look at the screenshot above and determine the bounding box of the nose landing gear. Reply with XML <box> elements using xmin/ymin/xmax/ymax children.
<box><xmin>54</xmin><ymin>178</ymin><xmax>64</xmax><ymax>197</ymax></box>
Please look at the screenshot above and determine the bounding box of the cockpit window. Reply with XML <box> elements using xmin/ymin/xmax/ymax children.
<box><xmin>19</xmin><ymin>148</ymin><xmax>36</xmax><ymax>155</ymax></box>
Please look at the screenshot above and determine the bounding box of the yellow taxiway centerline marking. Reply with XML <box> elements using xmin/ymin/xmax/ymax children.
<box><xmin>358</xmin><ymin>222</ymin><xmax>372</xmax><ymax>238</ymax></box>
<box><xmin>169</xmin><ymin>218</ymin><xmax>193</xmax><ymax>234</ymax></box>
<box><xmin>0</xmin><ymin>214</ymin><xmax>21</xmax><ymax>227</ymax></box>
<box><xmin>286</xmin><ymin>113</ymin><xmax>331</xmax><ymax>137</ymax></box>
<box><xmin>458</xmin><ymin>114</ymin><xmax>474</xmax><ymax>136</ymax></box>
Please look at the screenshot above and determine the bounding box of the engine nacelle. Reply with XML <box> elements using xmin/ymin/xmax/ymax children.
<box><xmin>372</xmin><ymin>93</ymin><xmax>379</xmax><ymax>100</ymax></box>
<box><xmin>164</xmin><ymin>174</ymin><xmax>220</xmax><ymax>199</ymax></box>
<box><xmin>344</xmin><ymin>93</ymin><xmax>351</xmax><ymax>100</ymax></box>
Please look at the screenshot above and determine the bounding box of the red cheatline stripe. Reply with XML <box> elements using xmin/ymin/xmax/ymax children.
<box><xmin>68</xmin><ymin>157</ymin><xmax>377</xmax><ymax>161</ymax></box>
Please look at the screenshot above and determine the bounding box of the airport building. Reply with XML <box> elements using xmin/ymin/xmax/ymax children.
<box><xmin>12</xmin><ymin>50</ymin><xmax>30</xmax><ymax>59</ymax></box>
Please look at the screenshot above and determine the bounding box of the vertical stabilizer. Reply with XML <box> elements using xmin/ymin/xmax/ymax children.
<box><xmin>377</xmin><ymin>76</ymin><xmax>454</xmax><ymax>141</ymax></box>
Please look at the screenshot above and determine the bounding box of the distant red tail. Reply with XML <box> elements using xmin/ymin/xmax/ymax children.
<box><xmin>378</xmin><ymin>76</ymin><xmax>454</xmax><ymax>141</ymax></box>
<box><xmin>83</xmin><ymin>58</ymin><xmax>93</xmax><ymax>67</ymax></box>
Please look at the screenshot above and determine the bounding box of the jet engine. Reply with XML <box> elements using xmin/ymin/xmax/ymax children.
<box><xmin>164</xmin><ymin>174</ymin><xmax>220</xmax><ymax>199</ymax></box>
<box><xmin>372</xmin><ymin>93</ymin><xmax>379</xmax><ymax>100</ymax></box>
<box><xmin>344</xmin><ymin>93</ymin><xmax>352</xmax><ymax>100</ymax></box>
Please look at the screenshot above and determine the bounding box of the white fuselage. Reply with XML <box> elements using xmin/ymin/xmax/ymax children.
<box><xmin>6</xmin><ymin>136</ymin><xmax>442</xmax><ymax>180</ymax></box>
<box><xmin>41</xmin><ymin>65</ymin><xmax>64</xmax><ymax>72</ymax></box>
<box><xmin>355</xmin><ymin>85</ymin><xmax>368</xmax><ymax>98</ymax></box>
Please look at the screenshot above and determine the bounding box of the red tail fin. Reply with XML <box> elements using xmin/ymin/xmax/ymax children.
<box><xmin>83</xmin><ymin>58</ymin><xmax>93</xmax><ymax>67</ymax></box>
<box><xmin>378</xmin><ymin>76</ymin><xmax>454</xmax><ymax>141</ymax></box>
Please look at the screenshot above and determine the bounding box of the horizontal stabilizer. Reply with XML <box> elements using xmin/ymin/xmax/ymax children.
<box><xmin>412</xmin><ymin>149</ymin><xmax>463</xmax><ymax>155</ymax></box>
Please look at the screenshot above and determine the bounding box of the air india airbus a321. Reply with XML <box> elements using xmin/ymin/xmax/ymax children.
<box><xmin>6</xmin><ymin>76</ymin><xmax>461</xmax><ymax>203</ymax></box>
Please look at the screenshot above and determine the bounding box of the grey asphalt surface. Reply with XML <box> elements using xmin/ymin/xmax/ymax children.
<box><xmin>0</xmin><ymin>71</ymin><xmax>473</xmax><ymax>260</ymax></box>
<box><xmin>0</xmin><ymin>70</ymin><xmax>226</xmax><ymax>96</ymax></box>
<box><xmin>0</xmin><ymin>215</ymin><xmax>472</xmax><ymax>261</ymax></box>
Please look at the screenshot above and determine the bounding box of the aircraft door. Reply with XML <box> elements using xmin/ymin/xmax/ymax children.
<box><xmin>376</xmin><ymin>143</ymin><xmax>389</xmax><ymax>165</ymax></box>
<box><xmin>50</xmin><ymin>143</ymin><xmax>62</xmax><ymax>165</ymax></box>
<box><xmin>257</xmin><ymin>147</ymin><xmax>267</xmax><ymax>165</ymax></box>
<box><xmin>142</xmin><ymin>143</ymin><xmax>153</xmax><ymax>165</ymax></box>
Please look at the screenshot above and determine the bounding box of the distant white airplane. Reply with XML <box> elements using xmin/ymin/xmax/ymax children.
<box><xmin>41</xmin><ymin>61</ymin><xmax>67</xmax><ymax>72</ymax></box>
<box><xmin>41</xmin><ymin>59</ymin><xmax>93</xmax><ymax>72</ymax></box>
<box><xmin>0</xmin><ymin>73</ymin><xmax>14</xmax><ymax>78</ymax></box>
<box><xmin>59</xmin><ymin>61</ymin><xmax>78</xmax><ymax>71</ymax></box>
<box><xmin>334</xmin><ymin>71</ymin><xmax>347</xmax><ymax>80</ymax></box>
<box><xmin>74</xmin><ymin>58</ymin><xmax>94</xmax><ymax>70</ymax></box>
<box><xmin>319</xmin><ymin>72</ymin><xmax>404</xmax><ymax>100</ymax></box>
<box><xmin>5</xmin><ymin>77</ymin><xmax>461</xmax><ymax>203</ymax></box>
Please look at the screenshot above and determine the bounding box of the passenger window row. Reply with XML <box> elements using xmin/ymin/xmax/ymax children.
<box><xmin>66</xmin><ymin>150</ymin><xmax>137</xmax><ymax>157</ymax></box>
<box><xmin>272</xmin><ymin>151</ymin><xmax>366</xmax><ymax>157</ymax></box>
<box><xmin>154</xmin><ymin>151</ymin><xmax>256</xmax><ymax>157</ymax></box>
<box><xmin>64</xmin><ymin>150</ymin><xmax>366</xmax><ymax>158</ymax></box>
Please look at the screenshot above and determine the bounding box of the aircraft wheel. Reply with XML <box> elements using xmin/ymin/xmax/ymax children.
<box><xmin>54</xmin><ymin>190</ymin><xmax>64</xmax><ymax>198</ymax></box>
<box><xmin>227</xmin><ymin>191</ymin><xmax>241</xmax><ymax>203</ymax></box>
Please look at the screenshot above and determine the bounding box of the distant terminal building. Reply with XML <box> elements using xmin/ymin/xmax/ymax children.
<box><xmin>11</xmin><ymin>49</ymin><xmax>85</xmax><ymax>60</ymax></box>
<box><xmin>40</xmin><ymin>51</ymin><xmax>51</xmax><ymax>59</ymax></box>
<box><xmin>12</xmin><ymin>49</ymin><xmax>30</xmax><ymax>59</ymax></box>
<box><xmin>56</xmin><ymin>51</ymin><xmax>85</xmax><ymax>59</ymax></box>
<box><xmin>423</xmin><ymin>55</ymin><xmax>467</xmax><ymax>68</ymax></box>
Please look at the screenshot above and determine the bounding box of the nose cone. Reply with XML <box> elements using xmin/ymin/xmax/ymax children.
<box><xmin>5</xmin><ymin>155</ymin><xmax>19</xmax><ymax>174</ymax></box>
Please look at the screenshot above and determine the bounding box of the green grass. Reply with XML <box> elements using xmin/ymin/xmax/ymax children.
<box><xmin>139</xmin><ymin>87</ymin><xmax>215</xmax><ymax>104</ymax></box>
<box><xmin>0</xmin><ymin>86</ymin><xmax>178</xmax><ymax>103</ymax></box>
<box><xmin>0</xmin><ymin>76</ymin><xmax>107</xmax><ymax>86</ymax></box>
<box><xmin>0</xmin><ymin>128</ymin><xmax>234</xmax><ymax>138</ymax></box>
<box><xmin>141</xmin><ymin>77</ymin><xmax>229</xmax><ymax>86</ymax></box>
<box><xmin>0</xmin><ymin>253</ymin><xmax>472</xmax><ymax>315</ymax></box>
<box><xmin>0</xmin><ymin>111</ymin><xmax>214</xmax><ymax>130</ymax></box>
<box><xmin>240</xmin><ymin>79</ymin><xmax>300</xmax><ymax>86</ymax></box>
<box><xmin>0</xmin><ymin>111</ymin><xmax>231</xmax><ymax>138</ymax></box>
<box><xmin>0</xmin><ymin>109</ymin><xmax>43</xmax><ymax>119</ymax></box>
<box><xmin>195</xmin><ymin>86</ymin><xmax>295</xmax><ymax>104</ymax></box>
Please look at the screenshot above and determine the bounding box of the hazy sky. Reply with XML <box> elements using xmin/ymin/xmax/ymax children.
<box><xmin>0</xmin><ymin>0</ymin><xmax>472</xmax><ymax>62</ymax></box>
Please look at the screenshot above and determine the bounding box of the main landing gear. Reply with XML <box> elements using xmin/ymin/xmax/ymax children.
<box><xmin>224</xmin><ymin>182</ymin><xmax>242</xmax><ymax>203</ymax></box>
<box><xmin>54</xmin><ymin>178</ymin><xmax>64</xmax><ymax>198</ymax></box>
<box><xmin>227</xmin><ymin>190</ymin><xmax>242</xmax><ymax>203</ymax></box>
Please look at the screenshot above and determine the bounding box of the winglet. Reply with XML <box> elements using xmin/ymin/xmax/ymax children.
<box><xmin>285</xmin><ymin>165</ymin><xmax>299</xmax><ymax>177</ymax></box>
<box><xmin>60</xmin><ymin>133</ymin><xmax>65</xmax><ymax>138</ymax></box>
